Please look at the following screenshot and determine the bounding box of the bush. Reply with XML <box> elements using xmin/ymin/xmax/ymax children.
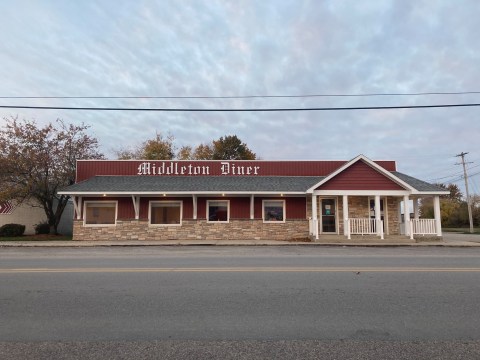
<box><xmin>35</xmin><ymin>222</ymin><xmax>50</xmax><ymax>235</ymax></box>
<box><xmin>0</xmin><ymin>223</ymin><xmax>25</xmax><ymax>237</ymax></box>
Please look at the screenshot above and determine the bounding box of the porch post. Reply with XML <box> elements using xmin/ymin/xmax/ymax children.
<box><xmin>413</xmin><ymin>198</ymin><xmax>420</xmax><ymax>220</ymax></box>
<box><xmin>343</xmin><ymin>195</ymin><xmax>349</xmax><ymax>236</ymax></box>
<box><xmin>250</xmin><ymin>195</ymin><xmax>254</xmax><ymax>220</ymax></box>
<box><xmin>433</xmin><ymin>195</ymin><xmax>442</xmax><ymax>237</ymax></box>
<box><xmin>375</xmin><ymin>195</ymin><xmax>381</xmax><ymax>236</ymax></box>
<box><xmin>131</xmin><ymin>195</ymin><xmax>140</xmax><ymax>220</ymax></box>
<box><xmin>403</xmin><ymin>195</ymin><xmax>410</xmax><ymax>236</ymax></box>
<box><xmin>312</xmin><ymin>194</ymin><xmax>318</xmax><ymax>240</ymax></box>
<box><xmin>72</xmin><ymin>196</ymin><xmax>82</xmax><ymax>220</ymax></box>
<box><xmin>192</xmin><ymin>195</ymin><xmax>197</xmax><ymax>220</ymax></box>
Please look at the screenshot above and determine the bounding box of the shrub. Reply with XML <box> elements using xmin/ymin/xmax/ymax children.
<box><xmin>0</xmin><ymin>223</ymin><xmax>25</xmax><ymax>237</ymax></box>
<box><xmin>35</xmin><ymin>222</ymin><xmax>50</xmax><ymax>235</ymax></box>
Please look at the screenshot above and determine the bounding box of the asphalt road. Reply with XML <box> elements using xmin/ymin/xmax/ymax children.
<box><xmin>1</xmin><ymin>246</ymin><xmax>480</xmax><ymax>359</ymax></box>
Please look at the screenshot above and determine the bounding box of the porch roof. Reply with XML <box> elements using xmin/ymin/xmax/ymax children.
<box><xmin>59</xmin><ymin>171</ymin><xmax>448</xmax><ymax>196</ymax></box>
<box><xmin>58</xmin><ymin>175</ymin><xmax>325</xmax><ymax>195</ymax></box>
<box><xmin>391</xmin><ymin>172</ymin><xmax>448</xmax><ymax>193</ymax></box>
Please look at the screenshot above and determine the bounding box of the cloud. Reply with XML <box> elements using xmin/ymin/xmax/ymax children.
<box><xmin>0</xmin><ymin>0</ymin><xmax>479</xmax><ymax>193</ymax></box>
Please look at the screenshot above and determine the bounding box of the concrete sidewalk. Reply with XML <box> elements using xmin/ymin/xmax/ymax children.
<box><xmin>0</xmin><ymin>233</ymin><xmax>479</xmax><ymax>247</ymax></box>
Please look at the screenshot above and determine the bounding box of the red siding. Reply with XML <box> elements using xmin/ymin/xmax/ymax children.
<box><xmin>76</xmin><ymin>160</ymin><xmax>396</xmax><ymax>182</ymax></box>
<box><xmin>286</xmin><ymin>197</ymin><xmax>307</xmax><ymax>219</ymax></box>
<box><xmin>80</xmin><ymin>195</ymin><xmax>307</xmax><ymax>221</ymax></box>
<box><xmin>318</xmin><ymin>160</ymin><xmax>405</xmax><ymax>191</ymax></box>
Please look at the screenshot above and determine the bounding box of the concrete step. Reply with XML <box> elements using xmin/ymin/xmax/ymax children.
<box><xmin>315</xmin><ymin>234</ymin><xmax>415</xmax><ymax>244</ymax></box>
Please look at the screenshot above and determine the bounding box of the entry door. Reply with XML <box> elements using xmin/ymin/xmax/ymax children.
<box><xmin>321</xmin><ymin>198</ymin><xmax>337</xmax><ymax>233</ymax></box>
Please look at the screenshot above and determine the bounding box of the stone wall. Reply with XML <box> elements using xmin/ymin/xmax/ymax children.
<box><xmin>386</xmin><ymin>197</ymin><xmax>400</xmax><ymax>235</ymax></box>
<box><xmin>73</xmin><ymin>219</ymin><xmax>309</xmax><ymax>241</ymax></box>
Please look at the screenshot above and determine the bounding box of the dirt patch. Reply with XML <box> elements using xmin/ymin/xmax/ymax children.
<box><xmin>287</xmin><ymin>237</ymin><xmax>312</xmax><ymax>243</ymax></box>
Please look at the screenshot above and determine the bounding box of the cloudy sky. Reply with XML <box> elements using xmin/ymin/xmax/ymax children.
<box><xmin>0</xmin><ymin>0</ymin><xmax>479</xmax><ymax>194</ymax></box>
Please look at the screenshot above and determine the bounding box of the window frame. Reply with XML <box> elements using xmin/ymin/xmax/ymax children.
<box><xmin>206</xmin><ymin>200</ymin><xmax>230</xmax><ymax>223</ymax></box>
<box><xmin>148</xmin><ymin>200</ymin><xmax>183</xmax><ymax>226</ymax></box>
<box><xmin>262</xmin><ymin>199</ymin><xmax>286</xmax><ymax>223</ymax></box>
<box><xmin>83</xmin><ymin>201</ymin><xmax>118</xmax><ymax>227</ymax></box>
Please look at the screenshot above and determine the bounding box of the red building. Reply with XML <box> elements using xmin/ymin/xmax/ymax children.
<box><xmin>59</xmin><ymin>155</ymin><xmax>448</xmax><ymax>241</ymax></box>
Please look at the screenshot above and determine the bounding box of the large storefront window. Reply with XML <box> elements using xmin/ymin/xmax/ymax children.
<box><xmin>84</xmin><ymin>201</ymin><xmax>117</xmax><ymax>226</ymax></box>
<box><xmin>263</xmin><ymin>200</ymin><xmax>285</xmax><ymax>222</ymax></box>
<box><xmin>150</xmin><ymin>201</ymin><xmax>182</xmax><ymax>225</ymax></box>
<box><xmin>207</xmin><ymin>200</ymin><xmax>229</xmax><ymax>222</ymax></box>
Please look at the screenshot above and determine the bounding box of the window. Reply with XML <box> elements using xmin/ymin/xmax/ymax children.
<box><xmin>150</xmin><ymin>201</ymin><xmax>182</xmax><ymax>225</ymax></box>
<box><xmin>84</xmin><ymin>201</ymin><xmax>117</xmax><ymax>226</ymax></box>
<box><xmin>207</xmin><ymin>200</ymin><xmax>229</xmax><ymax>222</ymax></box>
<box><xmin>263</xmin><ymin>200</ymin><xmax>285</xmax><ymax>223</ymax></box>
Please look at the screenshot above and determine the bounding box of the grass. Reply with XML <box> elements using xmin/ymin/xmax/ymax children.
<box><xmin>443</xmin><ymin>227</ymin><xmax>480</xmax><ymax>235</ymax></box>
<box><xmin>0</xmin><ymin>234</ymin><xmax>72</xmax><ymax>241</ymax></box>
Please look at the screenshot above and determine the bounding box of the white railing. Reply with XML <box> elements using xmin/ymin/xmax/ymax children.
<box><xmin>409</xmin><ymin>219</ymin><xmax>437</xmax><ymax>239</ymax></box>
<box><xmin>347</xmin><ymin>218</ymin><xmax>384</xmax><ymax>240</ymax></box>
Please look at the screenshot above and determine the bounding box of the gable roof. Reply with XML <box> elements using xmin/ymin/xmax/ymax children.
<box><xmin>306</xmin><ymin>154</ymin><xmax>414</xmax><ymax>193</ymax></box>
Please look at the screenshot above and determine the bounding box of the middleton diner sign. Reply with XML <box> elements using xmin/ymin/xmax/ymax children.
<box><xmin>137</xmin><ymin>161</ymin><xmax>261</xmax><ymax>176</ymax></box>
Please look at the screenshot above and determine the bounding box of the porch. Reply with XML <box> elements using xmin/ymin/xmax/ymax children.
<box><xmin>308</xmin><ymin>194</ymin><xmax>443</xmax><ymax>241</ymax></box>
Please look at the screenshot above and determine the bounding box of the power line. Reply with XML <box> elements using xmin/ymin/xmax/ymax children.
<box><xmin>2</xmin><ymin>91</ymin><xmax>480</xmax><ymax>99</ymax></box>
<box><xmin>428</xmin><ymin>164</ymin><xmax>480</xmax><ymax>182</ymax></box>
<box><xmin>2</xmin><ymin>103</ymin><xmax>480</xmax><ymax>112</ymax></box>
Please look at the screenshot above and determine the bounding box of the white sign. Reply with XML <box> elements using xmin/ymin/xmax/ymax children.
<box><xmin>137</xmin><ymin>161</ymin><xmax>260</xmax><ymax>176</ymax></box>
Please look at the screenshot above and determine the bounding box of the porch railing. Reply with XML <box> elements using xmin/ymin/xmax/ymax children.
<box><xmin>347</xmin><ymin>218</ymin><xmax>384</xmax><ymax>240</ymax></box>
<box><xmin>409</xmin><ymin>219</ymin><xmax>437</xmax><ymax>239</ymax></box>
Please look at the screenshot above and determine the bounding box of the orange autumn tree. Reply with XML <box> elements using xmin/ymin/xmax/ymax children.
<box><xmin>177</xmin><ymin>135</ymin><xmax>256</xmax><ymax>160</ymax></box>
<box><xmin>0</xmin><ymin>116</ymin><xmax>103</xmax><ymax>234</ymax></box>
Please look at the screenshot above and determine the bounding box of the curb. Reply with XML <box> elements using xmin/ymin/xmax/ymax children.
<box><xmin>1</xmin><ymin>241</ymin><xmax>480</xmax><ymax>248</ymax></box>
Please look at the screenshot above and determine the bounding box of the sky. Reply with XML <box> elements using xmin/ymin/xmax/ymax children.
<box><xmin>0</xmin><ymin>0</ymin><xmax>479</xmax><ymax>195</ymax></box>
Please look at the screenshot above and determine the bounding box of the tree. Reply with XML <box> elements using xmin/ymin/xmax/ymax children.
<box><xmin>419</xmin><ymin>183</ymin><xmax>458</xmax><ymax>224</ymax></box>
<box><xmin>115</xmin><ymin>132</ymin><xmax>175</xmax><ymax>160</ymax></box>
<box><xmin>117</xmin><ymin>133</ymin><xmax>257</xmax><ymax>161</ymax></box>
<box><xmin>212</xmin><ymin>135</ymin><xmax>256</xmax><ymax>160</ymax></box>
<box><xmin>0</xmin><ymin>117</ymin><xmax>103</xmax><ymax>234</ymax></box>
<box><xmin>192</xmin><ymin>143</ymin><xmax>215</xmax><ymax>160</ymax></box>
<box><xmin>177</xmin><ymin>145</ymin><xmax>193</xmax><ymax>160</ymax></box>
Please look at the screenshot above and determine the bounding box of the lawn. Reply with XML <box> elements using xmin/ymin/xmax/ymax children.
<box><xmin>443</xmin><ymin>227</ymin><xmax>480</xmax><ymax>234</ymax></box>
<box><xmin>0</xmin><ymin>234</ymin><xmax>72</xmax><ymax>241</ymax></box>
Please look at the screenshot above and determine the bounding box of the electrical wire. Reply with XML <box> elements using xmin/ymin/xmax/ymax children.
<box><xmin>2</xmin><ymin>103</ymin><xmax>480</xmax><ymax>112</ymax></box>
<box><xmin>2</xmin><ymin>91</ymin><xmax>480</xmax><ymax>99</ymax></box>
<box><xmin>428</xmin><ymin>164</ymin><xmax>480</xmax><ymax>182</ymax></box>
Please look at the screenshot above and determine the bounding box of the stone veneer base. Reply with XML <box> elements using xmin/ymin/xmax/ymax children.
<box><xmin>73</xmin><ymin>219</ymin><xmax>309</xmax><ymax>241</ymax></box>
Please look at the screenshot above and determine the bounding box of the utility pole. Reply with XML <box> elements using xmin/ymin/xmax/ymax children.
<box><xmin>456</xmin><ymin>152</ymin><xmax>474</xmax><ymax>233</ymax></box>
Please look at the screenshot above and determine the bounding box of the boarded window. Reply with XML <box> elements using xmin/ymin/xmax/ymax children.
<box><xmin>85</xmin><ymin>202</ymin><xmax>116</xmax><ymax>225</ymax></box>
<box><xmin>150</xmin><ymin>202</ymin><xmax>182</xmax><ymax>225</ymax></box>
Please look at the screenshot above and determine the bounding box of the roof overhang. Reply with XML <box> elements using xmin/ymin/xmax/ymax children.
<box><xmin>57</xmin><ymin>191</ymin><xmax>307</xmax><ymax>196</ymax></box>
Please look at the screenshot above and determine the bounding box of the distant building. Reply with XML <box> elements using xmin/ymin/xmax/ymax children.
<box><xmin>0</xmin><ymin>199</ymin><xmax>73</xmax><ymax>235</ymax></box>
<box><xmin>59</xmin><ymin>155</ymin><xmax>448</xmax><ymax>241</ymax></box>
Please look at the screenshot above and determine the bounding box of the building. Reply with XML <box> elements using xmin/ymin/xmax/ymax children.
<box><xmin>0</xmin><ymin>199</ymin><xmax>73</xmax><ymax>235</ymax></box>
<box><xmin>58</xmin><ymin>155</ymin><xmax>448</xmax><ymax>241</ymax></box>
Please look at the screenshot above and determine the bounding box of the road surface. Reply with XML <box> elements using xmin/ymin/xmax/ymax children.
<box><xmin>1</xmin><ymin>246</ymin><xmax>479</xmax><ymax>359</ymax></box>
